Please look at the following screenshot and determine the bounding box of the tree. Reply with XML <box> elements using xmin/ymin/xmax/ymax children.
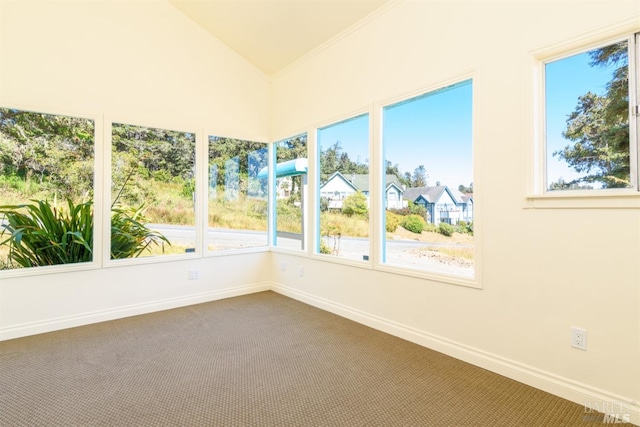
<box><xmin>208</xmin><ymin>137</ymin><xmax>268</xmax><ymax>196</ymax></box>
<box><xmin>319</xmin><ymin>140</ymin><xmax>369</xmax><ymax>184</ymax></box>
<box><xmin>458</xmin><ymin>183</ymin><xmax>473</xmax><ymax>194</ymax></box>
<box><xmin>412</xmin><ymin>165</ymin><xmax>428</xmax><ymax>187</ymax></box>
<box><xmin>554</xmin><ymin>41</ymin><xmax>630</xmax><ymax>188</ymax></box>
<box><xmin>0</xmin><ymin>108</ymin><xmax>94</xmax><ymax>198</ymax></box>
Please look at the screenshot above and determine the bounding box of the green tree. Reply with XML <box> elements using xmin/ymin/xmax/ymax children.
<box><xmin>412</xmin><ymin>165</ymin><xmax>428</xmax><ymax>187</ymax></box>
<box><xmin>0</xmin><ymin>108</ymin><xmax>94</xmax><ymax>198</ymax></box>
<box><xmin>458</xmin><ymin>183</ymin><xmax>473</xmax><ymax>194</ymax></box>
<box><xmin>208</xmin><ymin>137</ymin><xmax>268</xmax><ymax>196</ymax></box>
<box><xmin>554</xmin><ymin>41</ymin><xmax>630</xmax><ymax>188</ymax></box>
<box><xmin>111</xmin><ymin>123</ymin><xmax>196</xmax><ymax>204</ymax></box>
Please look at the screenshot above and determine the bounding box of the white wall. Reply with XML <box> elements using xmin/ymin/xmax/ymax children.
<box><xmin>0</xmin><ymin>0</ymin><xmax>271</xmax><ymax>339</ymax></box>
<box><xmin>270</xmin><ymin>0</ymin><xmax>640</xmax><ymax>421</ymax></box>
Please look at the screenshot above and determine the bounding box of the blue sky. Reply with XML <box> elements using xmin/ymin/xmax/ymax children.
<box><xmin>315</xmin><ymin>48</ymin><xmax>623</xmax><ymax>192</ymax></box>
<box><xmin>383</xmin><ymin>80</ymin><xmax>473</xmax><ymax>189</ymax></box>
<box><xmin>318</xmin><ymin>113</ymin><xmax>370</xmax><ymax>170</ymax></box>
<box><xmin>317</xmin><ymin>80</ymin><xmax>473</xmax><ymax>190</ymax></box>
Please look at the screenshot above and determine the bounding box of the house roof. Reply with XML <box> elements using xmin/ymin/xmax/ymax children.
<box><xmin>404</xmin><ymin>185</ymin><xmax>470</xmax><ymax>204</ymax></box>
<box><xmin>404</xmin><ymin>185</ymin><xmax>446</xmax><ymax>203</ymax></box>
<box><xmin>350</xmin><ymin>174</ymin><xmax>404</xmax><ymax>192</ymax></box>
<box><xmin>320</xmin><ymin>171</ymin><xmax>359</xmax><ymax>191</ymax></box>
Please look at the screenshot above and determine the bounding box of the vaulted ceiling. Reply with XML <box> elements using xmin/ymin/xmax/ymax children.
<box><xmin>168</xmin><ymin>0</ymin><xmax>391</xmax><ymax>75</ymax></box>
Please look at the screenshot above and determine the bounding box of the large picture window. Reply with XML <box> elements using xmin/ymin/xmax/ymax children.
<box><xmin>544</xmin><ymin>34</ymin><xmax>637</xmax><ymax>191</ymax></box>
<box><xmin>0</xmin><ymin>107</ymin><xmax>95</xmax><ymax>270</ymax></box>
<box><xmin>111</xmin><ymin>123</ymin><xmax>196</xmax><ymax>259</ymax></box>
<box><xmin>208</xmin><ymin>136</ymin><xmax>268</xmax><ymax>251</ymax></box>
<box><xmin>317</xmin><ymin>114</ymin><xmax>370</xmax><ymax>261</ymax></box>
<box><xmin>382</xmin><ymin>80</ymin><xmax>474</xmax><ymax>278</ymax></box>
<box><xmin>273</xmin><ymin>134</ymin><xmax>307</xmax><ymax>251</ymax></box>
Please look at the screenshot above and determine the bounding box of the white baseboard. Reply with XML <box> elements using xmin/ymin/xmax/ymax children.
<box><xmin>271</xmin><ymin>282</ymin><xmax>640</xmax><ymax>426</ymax></box>
<box><xmin>0</xmin><ymin>282</ymin><xmax>271</xmax><ymax>342</ymax></box>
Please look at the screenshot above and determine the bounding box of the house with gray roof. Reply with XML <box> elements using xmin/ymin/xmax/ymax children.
<box><xmin>320</xmin><ymin>172</ymin><xmax>406</xmax><ymax>210</ymax></box>
<box><xmin>403</xmin><ymin>185</ymin><xmax>473</xmax><ymax>225</ymax></box>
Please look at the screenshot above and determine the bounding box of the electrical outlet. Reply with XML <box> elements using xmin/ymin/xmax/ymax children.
<box><xmin>188</xmin><ymin>269</ymin><xmax>200</xmax><ymax>280</ymax></box>
<box><xmin>571</xmin><ymin>327</ymin><xmax>587</xmax><ymax>350</ymax></box>
<box><xmin>280</xmin><ymin>262</ymin><xmax>287</xmax><ymax>271</ymax></box>
<box><xmin>298</xmin><ymin>266</ymin><xmax>304</xmax><ymax>277</ymax></box>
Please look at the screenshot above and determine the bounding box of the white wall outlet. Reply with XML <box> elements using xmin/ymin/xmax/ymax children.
<box><xmin>188</xmin><ymin>269</ymin><xmax>200</xmax><ymax>280</ymax></box>
<box><xmin>298</xmin><ymin>266</ymin><xmax>304</xmax><ymax>277</ymax></box>
<box><xmin>571</xmin><ymin>327</ymin><xmax>587</xmax><ymax>350</ymax></box>
<box><xmin>280</xmin><ymin>262</ymin><xmax>287</xmax><ymax>271</ymax></box>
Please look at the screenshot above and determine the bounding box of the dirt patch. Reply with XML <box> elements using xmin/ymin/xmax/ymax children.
<box><xmin>409</xmin><ymin>248</ymin><xmax>474</xmax><ymax>269</ymax></box>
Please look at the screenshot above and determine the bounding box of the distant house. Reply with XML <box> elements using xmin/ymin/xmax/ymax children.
<box><xmin>403</xmin><ymin>185</ymin><xmax>473</xmax><ymax>225</ymax></box>
<box><xmin>320</xmin><ymin>172</ymin><xmax>405</xmax><ymax>210</ymax></box>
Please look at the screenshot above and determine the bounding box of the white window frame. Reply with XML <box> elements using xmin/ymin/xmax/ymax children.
<box><xmin>528</xmin><ymin>29</ymin><xmax>640</xmax><ymax>209</ymax></box>
<box><xmin>0</xmin><ymin>105</ymin><xmax>102</xmax><ymax>279</ymax></box>
<box><xmin>314</xmin><ymin>112</ymin><xmax>372</xmax><ymax>264</ymax></box>
<box><xmin>105</xmin><ymin>118</ymin><xmax>201</xmax><ymax>267</ymax></box>
<box><xmin>376</xmin><ymin>76</ymin><xmax>479</xmax><ymax>288</ymax></box>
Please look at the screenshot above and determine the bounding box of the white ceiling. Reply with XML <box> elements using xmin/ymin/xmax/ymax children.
<box><xmin>169</xmin><ymin>0</ymin><xmax>391</xmax><ymax>75</ymax></box>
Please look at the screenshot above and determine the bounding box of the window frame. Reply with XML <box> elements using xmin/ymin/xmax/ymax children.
<box><xmin>376</xmin><ymin>76</ymin><xmax>479</xmax><ymax>288</ymax></box>
<box><xmin>270</xmin><ymin>132</ymin><xmax>309</xmax><ymax>254</ymax></box>
<box><xmin>528</xmin><ymin>29</ymin><xmax>640</xmax><ymax>209</ymax></box>
<box><xmin>104</xmin><ymin>118</ymin><xmax>201</xmax><ymax>268</ymax></box>
<box><xmin>205</xmin><ymin>134</ymin><xmax>270</xmax><ymax>255</ymax></box>
<box><xmin>314</xmin><ymin>112</ymin><xmax>372</xmax><ymax>264</ymax></box>
<box><xmin>0</xmin><ymin>104</ymin><xmax>103</xmax><ymax>278</ymax></box>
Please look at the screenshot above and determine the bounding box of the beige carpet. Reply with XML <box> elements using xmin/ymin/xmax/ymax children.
<box><xmin>0</xmin><ymin>291</ymin><xmax>610</xmax><ymax>426</ymax></box>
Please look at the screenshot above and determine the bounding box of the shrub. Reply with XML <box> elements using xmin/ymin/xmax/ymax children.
<box><xmin>423</xmin><ymin>222</ymin><xmax>438</xmax><ymax>233</ymax></box>
<box><xmin>407</xmin><ymin>200</ymin><xmax>428</xmax><ymax>220</ymax></box>
<box><xmin>401</xmin><ymin>214</ymin><xmax>426</xmax><ymax>234</ymax></box>
<box><xmin>110</xmin><ymin>204</ymin><xmax>170</xmax><ymax>259</ymax></box>
<box><xmin>438</xmin><ymin>222</ymin><xmax>454</xmax><ymax>237</ymax></box>
<box><xmin>319</xmin><ymin>196</ymin><xmax>329</xmax><ymax>212</ymax></box>
<box><xmin>319</xmin><ymin>239</ymin><xmax>332</xmax><ymax>254</ymax></box>
<box><xmin>0</xmin><ymin>198</ymin><xmax>170</xmax><ymax>268</ymax></box>
<box><xmin>341</xmin><ymin>192</ymin><xmax>368</xmax><ymax>217</ymax></box>
<box><xmin>0</xmin><ymin>199</ymin><xmax>94</xmax><ymax>267</ymax></box>
<box><xmin>385</xmin><ymin>210</ymin><xmax>401</xmax><ymax>232</ymax></box>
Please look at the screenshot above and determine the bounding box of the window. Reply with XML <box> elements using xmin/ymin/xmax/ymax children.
<box><xmin>111</xmin><ymin>123</ymin><xmax>196</xmax><ymax>259</ymax></box>
<box><xmin>273</xmin><ymin>134</ymin><xmax>307</xmax><ymax>251</ymax></box>
<box><xmin>208</xmin><ymin>136</ymin><xmax>268</xmax><ymax>251</ymax></box>
<box><xmin>317</xmin><ymin>114</ymin><xmax>370</xmax><ymax>261</ymax></box>
<box><xmin>382</xmin><ymin>80</ymin><xmax>474</xmax><ymax>278</ymax></box>
<box><xmin>543</xmin><ymin>34</ymin><xmax>638</xmax><ymax>192</ymax></box>
<box><xmin>0</xmin><ymin>107</ymin><xmax>95</xmax><ymax>270</ymax></box>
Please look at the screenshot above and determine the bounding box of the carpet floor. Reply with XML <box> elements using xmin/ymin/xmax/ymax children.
<box><xmin>0</xmin><ymin>291</ymin><xmax>607</xmax><ymax>426</ymax></box>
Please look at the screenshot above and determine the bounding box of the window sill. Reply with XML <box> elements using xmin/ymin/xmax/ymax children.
<box><xmin>375</xmin><ymin>264</ymin><xmax>481</xmax><ymax>289</ymax></box>
<box><xmin>525</xmin><ymin>190</ymin><xmax>640</xmax><ymax>209</ymax></box>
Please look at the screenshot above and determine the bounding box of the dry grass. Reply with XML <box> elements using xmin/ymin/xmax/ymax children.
<box><xmin>433</xmin><ymin>246</ymin><xmax>474</xmax><ymax>260</ymax></box>
<box><xmin>320</xmin><ymin>211</ymin><xmax>369</xmax><ymax>238</ymax></box>
<box><xmin>209</xmin><ymin>196</ymin><xmax>268</xmax><ymax>231</ymax></box>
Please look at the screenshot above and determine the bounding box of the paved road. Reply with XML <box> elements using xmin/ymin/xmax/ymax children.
<box><xmin>149</xmin><ymin>224</ymin><xmax>474</xmax><ymax>277</ymax></box>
